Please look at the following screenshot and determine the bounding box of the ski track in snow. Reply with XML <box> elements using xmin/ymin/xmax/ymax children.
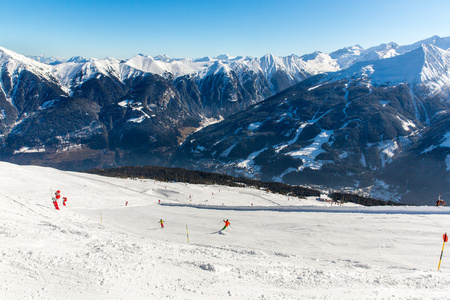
<box><xmin>1</xmin><ymin>162</ymin><xmax>449</xmax><ymax>300</ymax></box>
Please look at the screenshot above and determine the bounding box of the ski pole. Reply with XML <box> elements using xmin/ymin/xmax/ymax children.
<box><xmin>438</xmin><ymin>232</ymin><xmax>448</xmax><ymax>271</ymax></box>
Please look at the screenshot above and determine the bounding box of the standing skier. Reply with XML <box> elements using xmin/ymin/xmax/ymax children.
<box><xmin>52</xmin><ymin>190</ymin><xmax>61</xmax><ymax>210</ymax></box>
<box><xmin>221</xmin><ymin>219</ymin><xmax>230</xmax><ymax>231</ymax></box>
<box><xmin>159</xmin><ymin>219</ymin><xmax>165</xmax><ymax>228</ymax></box>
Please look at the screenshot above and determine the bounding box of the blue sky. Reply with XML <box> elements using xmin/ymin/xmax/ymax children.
<box><xmin>1</xmin><ymin>0</ymin><xmax>449</xmax><ymax>59</ymax></box>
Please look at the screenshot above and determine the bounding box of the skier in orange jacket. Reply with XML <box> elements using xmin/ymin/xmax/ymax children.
<box><xmin>221</xmin><ymin>219</ymin><xmax>230</xmax><ymax>231</ymax></box>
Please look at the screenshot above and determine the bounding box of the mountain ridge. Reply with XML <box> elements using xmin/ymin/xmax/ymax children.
<box><xmin>173</xmin><ymin>42</ymin><xmax>450</xmax><ymax>204</ymax></box>
<box><xmin>1</xmin><ymin>36</ymin><xmax>450</xmax><ymax>204</ymax></box>
<box><xmin>17</xmin><ymin>35</ymin><xmax>449</xmax><ymax>88</ymax></box>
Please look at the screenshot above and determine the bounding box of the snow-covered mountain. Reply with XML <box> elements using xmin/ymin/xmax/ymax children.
<box><xmin>332</xmin><ymin>44</ymin><xmax>450</xmax><ymax>93</ymax></box>
<box><xmin>0</xmin><ymin>47</ymin><xmax>58</xmax><ymax>84</ymax></box>
<box><xmin>174</xmin><ymin>43</ymin><xmax>450</xmax><ymax>204</ymax></box>
<box><xmin>0</xmin><ymin>42</ymin><xmax>344</xmax><ymax>169</ymax></box>
<box><xmin>396</xmin><ymin>35</ymin><xmax>450</xmax><ymax>54</ymax></box>
<box><xmin>26</xmin><ymin>54</ymin><xmax>66</xmax><ymax>65</ymax></box>
<box><xmin>1</xmin><ymin>35</ymin><xmax>450</xmax><ymax>202</ymax></box>
<box><xmin>15</xmin><ymin>34</ymin><xmax>450</xmax><ymax>95</ymax></box>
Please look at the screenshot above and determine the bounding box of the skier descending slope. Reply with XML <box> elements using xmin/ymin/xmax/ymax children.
<box><xmin>220</xmin><ymin>219</ymin><xmax>230</xmax><ymax>232</ymax></box>
<box><xmin>159</xmin><ymin>219</ymin><xmax>165</xmax><ymax>228</ymax></box>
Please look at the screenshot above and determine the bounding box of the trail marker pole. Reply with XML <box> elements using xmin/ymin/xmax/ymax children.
<box><xmin>438</xmin><ymin>232</ymin><xmax>448</xmax><ymax>271</ymax></box>
<box><xmin>186</xmin><ymin>225</ymin><xmax>190</xmax><ymax>243</ymax></box>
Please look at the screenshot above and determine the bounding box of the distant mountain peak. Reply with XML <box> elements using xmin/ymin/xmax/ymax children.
<box><xmin>301</xmin><ymin>51</ymin><xmax>324</xmax><ymax>61</ymax></box>
<box><xmin>26</xmin><ymin>54</ymin><xmax>66</xmax><ymax>65</ymax></box>
<box><xmin>66</xmin><ymin>56</ymin><xmax>92</xmax><ymax>63</ymax></box>
<box><xmin>214</xmin><ymin>54</ymin><xmax>234</xmax><ymax>60</ymax></box>
<box><xmin>154</xmin><ymin>54</ymin><xmax>173</xmax><ymax>62</ymax></box>
<box><xmin>0</xmin><ymin>46</ymin><xmax>56</xmax><ymax>83</ymax></box>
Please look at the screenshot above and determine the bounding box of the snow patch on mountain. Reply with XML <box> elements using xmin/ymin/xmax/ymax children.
<box><xmin>360</xmin><ymin>153</ymin><xmax>367</xmax><ymax>167</ymax></box>
<box><xmin>441</xmin><ymin>132</ymin><xmax>450</xmax><ymax>148</ymax></box>
<box><xmin>248</xmin><ymin>122</ymin><xmax>262</xmax><ymax>130</ymax></box>
<box><xmin>423</xmin><ymin>132</ymin><xmax>450</xmax><ymax>154</ymax></box>
<box><xmin>13</xmin><ymin>146</ymin><xmax>46</xmax><ymax>154</ymax></box>
<box><xmin>378</xmin><ymin>140</ymin><xmax>399</xmax><ymax>168</ymax></box>
<box><xmin>220</xmin><ymin>142</ymin><xmax>238</xmax><ymax>158</ymax></box>
<box><xmin>128</xmin><ymin>116</ymin><xmax>146</xmax><ymax>123</ymax></box>
<box><xmin>275</xmin><ymin>123</ymin><xmax>308</xmax><ymax>153</ymax></box>
<box><xmin>287</xmin><ymin>130</ymin><xmax>333</xmax><ymax>171</ymax></box>
<box><xmin>40</xmin><ymin>100</ymin><xmax>57</xmax><ymax>110</ymax></box>
<box><xmin>197</xmin><ymin>115</ymin><xmax>224</xmax><ymax>132</ymax></box>
<box><xmin>272</xmin><ymin>167</ymin><xmax>298</xmax><ymax>183</ymax></box>
<box><xmin>396</xmin><ymin>115</ymin><xmax>417</xmax><ymax>131</ymax></box>
<box><xmin>57</xmin><ymin>143</ymin><xmax>84</xmax><ymax>153</ymax></box>
<box><xmin>237</xmin><ymin>147</ymin><xmax>268</xmax><ymax>172</ymax></box>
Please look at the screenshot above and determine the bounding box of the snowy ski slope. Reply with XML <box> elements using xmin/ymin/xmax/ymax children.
<box><xmin>0</xmin><ymin>162</ymin><xmax>449</xmax><ymax>299</ymax></box>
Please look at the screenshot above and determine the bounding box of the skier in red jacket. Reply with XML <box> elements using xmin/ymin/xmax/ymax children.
<box><xmin>436</xmin><ymin>194</ymin><xmax>446</xmax><ymax>206</ymax></box>
<box><xmin>221</xmin><ymin>219</ymin><xmax>230</xmax><ymax>231</ymax></box>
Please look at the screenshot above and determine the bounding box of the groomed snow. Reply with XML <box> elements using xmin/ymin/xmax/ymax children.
<box><xmin>1</xmin><ymin>162</ymin><xmax>449</xmax><ymax>299</ymax></box>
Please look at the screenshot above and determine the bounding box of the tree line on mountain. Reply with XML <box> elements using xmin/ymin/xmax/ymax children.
<box><xmin>85</xmin><ymin>165</ymin><xmax>319</xmax><ymax>197</ymax></box>
<box><xmin>85</xmin><ymin>165</ymin><xmax>404</xmax><ymax>206</ymax></box>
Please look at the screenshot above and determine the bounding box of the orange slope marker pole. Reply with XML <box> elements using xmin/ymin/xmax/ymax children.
<box><xmin>186</xmin><ymin>225</ymin><xmax>190</xmax><ymax>243</ymax></box>
<box><xmin>438</xmin><ymin>232</ymin><xmax>448</xmax><ymax>271</ymax></box>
